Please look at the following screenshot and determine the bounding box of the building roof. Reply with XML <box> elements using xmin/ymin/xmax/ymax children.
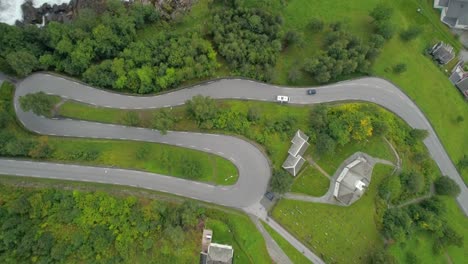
<box><xmin>288</xmin><ymin>130</ymin><xmax>310</xmax><ymax>157</ymax></box>
<box><xmin>455</xmin><ymin>78</ymin><xmax>468</xmax><ymax>98</ymax></box>
<box><xmin>431</xmin><ymin>42</ymin><xmax>456</xmax><ymax>64</ymax></box>
<box><xmin>334</xmin><ymin>157</ymin><xmax>372</xmax><ymax>205</ymax></box>
<box><xmin>447</xmin><ymin>0</ymin><xmax>468</xmax><ymax>26</ymax></box>
<box><xmin>282</xmin><ymin>130</ymin><xmax>310</xmax><ymax>176</ymax></box>
<box><xmin>207</xmin><ymin>243</ymin><xmax>234</xmax><ymax>264</ymax></box>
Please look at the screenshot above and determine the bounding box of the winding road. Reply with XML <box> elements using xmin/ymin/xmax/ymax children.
<box><xmin>1</xmin><ymin>73</ymin><xmax>468</xmax><ymax>263</ymax></box>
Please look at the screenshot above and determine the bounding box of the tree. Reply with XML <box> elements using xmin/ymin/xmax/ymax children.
<box><xmin>393</xmin><ymin>63</ymin><xmax>407</xmax><ymax>74</ymax></box>
<box><xmin>288</xmin><ymin>66</ymin><xmax>302</xmax><ymax>84</ymax></box>
<box><xmin>19</xmin><ymin>92</ymin><xmax>56</xmax><ymax>117</ymax></box>
<box><xmin>382</xmin><ymin>208</ymin><xmax>413</xmax><ymax>241</ymax></box>
<box><xmin>284</xmin><ymin>30</ymin><xmax>302</xmax><ymax>47</ymax></box>
<box><xmin>375</xmin><ymin>20</ymin><xmax>395</xmax><ymax>40</ymax></box>
<box><xmin>152</xmin><ymin>109</ymin><xmax>176</xmax><ymax>135</ymax></box>
<box><xmin>6</xmin><ymin>51</ymin><xmax>39</xmax><ymax>77</ymax></box>
<box><xmin>269</xmin><ymin>169</ymin><xmax>293</xmax><ymax>194</ymax></box>
<box><xmin>368</xmin><ymin>248</ymin><xmax>396</xmax><ymax>264</ymax></box>
<box><xmin>308</xmin><ymin>17</ymin><xmax>324</xmax><ymax>32</ymax></box>
<box><xmin>400</xmin><ymin>171</ymin><xmax>425</xmax><ymax>194</ymax></box>
<box><xmin>315</xmin><ymin>133</ymin><xmax>336</xmax><ymax>155</ymax></box>
<box><xmin>407</xmin><ymin>129</ymin><xmax>428</xmax><ymax>146</ymax></box>
<box><xmin>378</xmin><ymin>175</ymin><xmax>402</xmax><ymax>202</ymax></box>
<box><xmin>181</xmin><ymin>157</ymin><xmax>202</xmax><ymax>179</ymax></box>
<box><xmin>247</xmin><ymin>107</ymin><xmax>261</xmax><ymax>122</ymax></box>
<box><xmin>458</xmin><ymin>155</ymin><xmax>468</xmax><ymax>170</ymax></box>
<box><xmin>434</xmin><ymin>176</ymin><xmax>461</xmax><ymax>196</ymax></box>
<box><xmin>400</xmin><ymin>26</ymin><xmax>422</xmax><ymax>42</ymax></box>
<box><xmin>185</xmin><ymin>95</ymin><xmax>218</xmax><ymax>127</ymax></box>
<box><xmin>370</xmin><ymin>4</ymin><xmax>394</xmax><ymax>22</ymax></box>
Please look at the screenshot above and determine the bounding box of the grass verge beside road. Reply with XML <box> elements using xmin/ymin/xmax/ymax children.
<box><xmin>261</xmin><ymin>221</ymin><xmax>312</xmax><ymax>264</ymax></box>
<box><xmin>1</xmin><ymin>82</ymin><xmax>238</xmax><ymax>185</ymax></box>
<box><xmin>290</xmin><ymin>165</ymin><xmax>329</xmax><ymax>197</ymax></box>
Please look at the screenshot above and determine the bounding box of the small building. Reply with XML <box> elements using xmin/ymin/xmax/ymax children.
<box><xmin>333</xmin><ymin>157</ymin><xmax>372</xmax><ymax>205</ymax></box>
<box><xmin>282</xmin><ymin>130</ymin><xmax>310</xmax><ymax>176</ymax></box>
<box><xmin>430</xmin><ymin>42</ymin><xmax>456</xmax><ymax>65</ymax></box>
<box><xmin>200</xmin><ymin>229</ymin><xmax>234</xmax><ymax>264</ymax></box>
<box><xmin>434</xmin><ymin>0</ymin><xmax>468</xmax><ymax>30</ymax></box>
<box><xmin>449</xmin><ymin>60</ymin><xmax>468</xmax><ymax>99</ymax></box>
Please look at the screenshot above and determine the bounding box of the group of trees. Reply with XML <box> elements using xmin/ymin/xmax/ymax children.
<box><xmin>83</xmin><ymin>33</ymin><xmax>219</xmax><ymax>94</ymax></box>
<box><xmin>381</xmin><ymin>196</ymin><xmax>463</xmax><ymax>255</ymax></box>
<box><xmin>0</xmin><ymin>185</ymin><xmax>207</xmax><ymax>263</ymax></box>
<box><xmin>304</xmin><ymin>27</ymin><xmax>385</xmax><ymax>83</ymax></box>
<box><xmin>303</xmin><ymin>4</ymin><xmax>397</xmax><ymax>84</ymax></box>
<box><xmin>309</xmin><ymin>104</ymin><xmax>388</xmax><ymax>155</ymax></box>
<box><xmin>378</xmin><ymin>170</ymin><xmax>428</xmax><ymax>204</ymax></box>
<box><xmin>209</xmin><ymin>7</ymin><xmax>283</xmax><ymax>81</ymax></box>
<box><xmin>1</xmin><ymin>1</ymin><xmax>160</xmax><ymax>79</ymax></box>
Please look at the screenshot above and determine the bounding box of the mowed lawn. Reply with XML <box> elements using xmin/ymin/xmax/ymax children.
<box><xmin>48</xmin><ymin>138</ymin><xmax>238</xmax><ymax>185</ymax></box>
<box><xmin>290</xmin><ymin>165</ymin><xmax>330</xmax><ymax>197</ymax></box>
<box><xmin>205</xmin><ymin>212</ymin><xmax>272</xmax><ymax>264</ymax></box>
<box><xmin>272</xmin><ymin>165</ymin><xmax>393</xmax><ymax>264</ymax></box>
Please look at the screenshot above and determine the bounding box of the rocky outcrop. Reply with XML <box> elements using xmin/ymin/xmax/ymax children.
<box><xmin>18</xmin><ymin>0</ymin><xmax>196</xmax><ymax>26</ymax></box>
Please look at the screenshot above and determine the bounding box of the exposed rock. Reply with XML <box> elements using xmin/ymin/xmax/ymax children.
<box><xmin>18</xmin><ymin>0</ymin><xmax>196</xmax><ymax>26</ymax></box>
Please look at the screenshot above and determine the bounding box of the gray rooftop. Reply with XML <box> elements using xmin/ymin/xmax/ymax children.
<box><xmin>431</xmin><ymin>42</ymin><xmax>455</xmax><ymax>64</ymax></box>
<box><xmin>455</xmin><ymin>78</ymin><xmax>468</xmax><ymax>98</ymax></box>
<box><xmin>288</xmin><ymin>130</ymin><xmax>309</xmax><ymax>157</ymax></box>
<box><xmin>447</xmin><ymin>0</ymin><xmax>468</xmax><ymax>26</ymax></box>
<box><xmin>207</xmin><ymin>243</ymin><xmax>234</xmax><ymax>264</ymax></box>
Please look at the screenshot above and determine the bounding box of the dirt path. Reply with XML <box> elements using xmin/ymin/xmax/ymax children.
<box><xmin>305</xmin><ymin>156</ymin><xmax>331</xmax><ymax>179</ymax></box>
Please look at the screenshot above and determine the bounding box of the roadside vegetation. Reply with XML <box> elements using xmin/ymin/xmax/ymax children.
<box><xmin>0</xmin><ymin>182</ymin><xmax>270</xmax><ymax>263</ymax></box>
<box><xmin>1</xmin><ymin>82</ymin><xmax>238</xmax><ymax>185</ymax></box>
<box><xmin>1</xmin><ymin>0</ymin><xmax>466</xmax><ymax>184</ymax></box>
<box><xmin>261</xmin><ymin>222</ymin><xmax>311</xmax><ymax>264</ymax></box>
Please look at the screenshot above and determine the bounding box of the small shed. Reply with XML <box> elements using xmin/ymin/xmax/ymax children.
<box><xmin>430</xmin><ymin>42</ymin><xmax>456</xmax><ymax>65</ymax></box>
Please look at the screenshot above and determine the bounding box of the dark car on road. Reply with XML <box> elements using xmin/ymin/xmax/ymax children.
<box><xmin>307</xmin><ymin>89</ymin><xmax>317</xmax><ymax>95</ymax></box>
<box><xmin>265</xmin><ymin>191</ymin><xmax>275</xmax><ymax>201</ymax></box>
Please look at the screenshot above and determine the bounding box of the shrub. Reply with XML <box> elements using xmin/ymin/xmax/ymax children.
<box><xmin>308</xmin><ymin>17</ymin><xmax>324</xmax><ymax>32</ymax></box>
<box><xmin>19</xmin><ymin>92</ymin><xmax>57</xmax><ymax>117</ymax></box>
<box><xmin>370</xmin><ymin>4</ymin><xmax>394</xmax><ymax>22</ymax></box>
<box><xmin>284</xmin><ymin>30</ymin><xmax>302</xmax><ymax>46</ymax></box>
<box><xmin>434</xmin><ymin>176</ymin><xmax>461</xmax><ymax>196</ymax></box>
<box><xmin>393</xmin><ymin>63</ymin><xmax>407</xmax><ymax>74</ymax></box>
<box><xmin>121</xmin><ymin>111</ymin><xmax>140</xmax><ymax>127</ymax></box>
<box><xmin>400</xmin><ymin>26</ymin><xmax>423</xmax><ymax>42</ymax></box>
<box><xmin>376</xmin><ymin>20</ymin><xmax>395</xmax><ymax>40</ymax></box>
<box><xmin>269</xmin><ymin>169</ymin><xmax>293</xmax><ymax>194</ymax></box>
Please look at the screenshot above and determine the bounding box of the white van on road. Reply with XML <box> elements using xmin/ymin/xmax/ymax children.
<box><xmin>276</xmin><ymin>95</ymin><xmax>290</xmax><ymax>103</ymax></box>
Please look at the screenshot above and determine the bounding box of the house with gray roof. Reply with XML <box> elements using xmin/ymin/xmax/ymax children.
<box><xmin>333</xmin><ymin>157</ymin><xmax>372</xmax><ymax>205</ymax></box>
<box><xmin>434</xmin><ymin>0</ymin><xmax>468</xmax><ymax>29</ymax></box>
<box><xmin>282</xmin><ymin>130</ymin><xmax>310</xmax><ymax>176</ymax></box>
<box><xmin>430</xmin><ymin>42</ymin><xmax>456</xmax><ymax>64</ymax></box>
<box><xmin>449</xmin><ymin>60</ymin><xmax>468</xmax><ymax>99</ymax></box>
<box><xmin>200</xmin><ymin>229</ymin><xmax>234</xmax><ymax>264</ymax></box>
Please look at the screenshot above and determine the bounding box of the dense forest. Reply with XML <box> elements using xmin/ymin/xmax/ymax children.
<box><xmin>0</xmin><ymin>183</ymin><xmax>270</xmax><ymax>263</ymax></box>
<box><xmin>0</xmin><ymin>0</ymin><xmax>391</xmax><ymax>92</ymax></box>
<box><xmin>0</xmin><ymin>185</ymin><xmax>206</xmax><ymax>263</ymax></box>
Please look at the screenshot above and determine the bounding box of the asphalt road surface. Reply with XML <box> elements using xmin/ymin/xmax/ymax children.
<box><xmin>2</xmin><ymin>73</ymin><xmax>468</xmax><ymax>264</ymax></box>
<box><xmin>6</xmin><ymin>73</ymin><xmax>467</xmax><ymax>214</ymax></box>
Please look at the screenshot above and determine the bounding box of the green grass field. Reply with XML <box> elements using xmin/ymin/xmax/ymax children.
<box><xmin>272</xmin><ymin>165</ymin><xmax>392</xmax><ymax>264</ymax></box>
<box><xmin>290</xmin><ymin>165</ymin><xmax>330</xmax><ymax>197</ymax></box>
<box><xmin>261</xmin><ymin>221</ymin><xmax>312</xmax><ymax>264</ymax></box>
<box><xmin>206</xmin><ymin>213</ymin><xmax>272</xmax><ymax>264</ymax></box>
